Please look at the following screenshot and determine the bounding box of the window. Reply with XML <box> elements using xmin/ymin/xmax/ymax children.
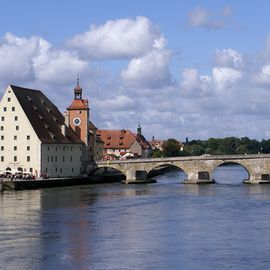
<box><xmin>14</xmin><ymin>146</ymin><xmax>17</xmax><ymax>151</ymax></box>
<box><xmin>7</xmin><ymin>97</ymin><xmax>11</xmax><ymax>102</ymax></box>
<box><xmin>14</xmin><ymin>116</ymin><xmax>18</xmax><ymax>121</ymax></box>
<box><xmin>27</xmin><ymin>135</ymin><xmax>30</xmax><ymax>140</ymax></box>
<box><xmin>27</xmin><ymin>156</ymin><xmax>30</xmax><ymax>162</ymax></box>
<box><xmin>51</xmin><ymin>156</ymin><xmax>53</xmax><ymax>162</ymax></box>
<box><xmin>60</xmin><ymin>168</ymin><xmax>62</xmax><ymax>173</ymax></box>
<box><xmin>72</xmin><ymin>168</ymin><xmax>74</xmax><ymax>172</ymax></box>
<box><xmin>55</xmin><ymin>156</ymin><xmax>57</xmax><ymax>162</ymax></box>
<box><xmin>1</xmin><ymin>117</ymin><xmax>4</xmax><ymax>121</ymax></box>
<box><xmin>14</xmin><ymin>135</ymin><xmax>17</xmax><ymax>140</ymax></box>
<box><xmin>12</xmin><ymin>107</ymin><xmax>15</xmax><ymax>111</ymax></box>
<box><xmin>27</xmin><ymin>146</ymin><xmax>30</xmax><ymax>151</ymax></box>
<box><xmin>1</xmin><ymin>146</ymin><xmax>4</xmax><ymax>151</ymax></box>
<box><xmin>71</xmin><ymin>146</ymin><xmax>73</xmax><ymax>151</ymax></box>
<box><xmin>1</xmin><ymin>156</ymin><xmax>4</xmax><ymax>162</ymax></box>
<box><xmin>16</xmin><ymin>126</ymin><xmax>19</xmax><ymax>131</ymax></box>
<box><xmin>0</xmin><ymin>126</ymin><xmax>3</xmax><ymax>131</ymax></box>
<box><xmin>47</xmin><ymin>156</ymin><xmax>49</xmax><ymax>162</ymax></box>
<box><xmin>3</xmin><ymin>107</ymin><xmax>7</xmax><ymax>112</ymax></box>
<box><xmin>70</xmin><ymin>156</ymin><xmax>73</xmax><ymax>162</ymax></box>
<box><xmin>45</xmin><ymin>168</ymin><xmax>48</xmax><ymax>172</ymax></box>
<box><xmin>1</xmin><ymin>136</ymin><xmax>4</xmax><ymax>140</ymax></box>
<box><xmin>29</xmin><ymin>168</ymin><xmax>33</xmax><ymax>173</ymax></box>
<box><xmin>14</xmin><ymin>156</ymin><xmax>17</xmax><ymax>162</ymax></box>
<box><xmin>55</xmin><ymin>146</ymin><xmax>57</xmax><ymax>151</ymax></box>
<box><xmin>47</xmin><ymin>146</ymin><xmax>49</xmax><ymax>151</ymax></box>
<box><xmin>80</xmin><ymin>156</ymin><xmax>82</xmax><ymax>161</ymax></box>
<box><xmin>55</xmin><ymin>168</ymin><xmax>58</xmax><ymax>172</ymax></box>
<box><xmin>63</xmin><ymin>156</ymin><xmax>65</xmax><ymax>162</ymax></box>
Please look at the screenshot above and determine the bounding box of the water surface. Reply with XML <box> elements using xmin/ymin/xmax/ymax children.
<box><xmin>1</xmin><ymin>165</ymin><xmax>270</xmax><ymax>270</ymax></box>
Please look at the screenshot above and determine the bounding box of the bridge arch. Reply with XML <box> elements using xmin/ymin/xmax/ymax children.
<box><xmin>147</xmin><ymin>163</ymin><xmax>188</xmax><ymax>178</ymax></box>
<box><xmin>211</xmin><ymin>161</ymin><xmax>250</xmax><ymax>183</ymax></box>
<box><xmin>91</xmin><ymin>164</ymin><xmax>127</xmax><ymax>177</ymax></box>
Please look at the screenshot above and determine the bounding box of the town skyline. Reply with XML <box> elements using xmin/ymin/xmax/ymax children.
<box><xmin>1</xmin><ymin>1</ymin><xmax>270</xmax><ymax>140</ymax></box>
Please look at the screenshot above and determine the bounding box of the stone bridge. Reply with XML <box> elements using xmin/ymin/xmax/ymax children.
<box><xmin>92</xmin><ymin>154</ymin><xmax>270</xmax><ymax>184</ymax></box>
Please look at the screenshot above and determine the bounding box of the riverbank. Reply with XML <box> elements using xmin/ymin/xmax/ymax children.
<box><xmin>0</xmin><ymin>173</ymin><xmax>125</xmax><ymax>191</ymax></box>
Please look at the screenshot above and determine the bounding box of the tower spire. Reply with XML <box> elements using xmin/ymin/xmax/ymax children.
<box><xmin>137</xmin><ymin>122</ymin><xmax>142</xmax><ymax>135</ymax></box>
<box><xmin>74</xmin><ymin>76</ymin><xmax>82</xmax><ymax>100</ymax></box>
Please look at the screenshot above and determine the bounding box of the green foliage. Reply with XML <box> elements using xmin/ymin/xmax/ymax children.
<box><xmin>162</xmin><ymin>138</ymin><xmax>182</xmax><ymax>157</ymax></box>
<box><xmin>151</xmin><ymin>149</ymin><xmax>163</xmax><ymax>158</ymax></box>
<box><xmin>151</xmin><ymin>136</ymin><xmax>270</xmax><ymax>158</ymax></box>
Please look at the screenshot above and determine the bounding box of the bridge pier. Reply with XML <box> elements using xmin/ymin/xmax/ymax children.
<box><xmin>183</xmin><ymin>171</ymin><xmax>215</xmax><ymax>184</ymax></box>
<box><xmin>123</xmin><ymin>169</ymin><xmax>156</xmax><ymax>184</ymax></box>
<box><xmin>244</xmin><ymin>173</ymin><xmax>270</xmax><ymax>184</ymax></box>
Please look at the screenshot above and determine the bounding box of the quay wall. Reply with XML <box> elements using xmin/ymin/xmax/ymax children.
<box><xmin>1</xmin><ymin>173</ymin><xmax>125</xmax><ymax>191</ymax></box>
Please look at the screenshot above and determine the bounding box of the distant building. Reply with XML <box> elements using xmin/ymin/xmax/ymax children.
<box><xmin>150</xmin><ymin>136</ymin><xmax>165</xmax><ymax>151</ymax></box>
<box><xmin>150</xmin><ymin>136</ymin><xmax>184</xmax><ymax>152</ymax></box>
<box><xmin>89</xmin><ymin>122</ymin><xmax>104</xmax><ymax>161</ymax></box>
<box><xmin>0</xmin><ymin>85</ymin><xmax>83</xmax><ymax>178</ymax></box>
<box><xmin>134</xmin><ymin>124</ymin><xmax>152</xmax><ymax>158</ymax></box>
<box><xmin>98</xmin><ymin>125</ymin><xmax>152</xmax><ymax>159</ymax></box>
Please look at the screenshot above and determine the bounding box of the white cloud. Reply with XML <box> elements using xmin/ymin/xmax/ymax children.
<box><xmin>33</xmin><ymin>49</ymin><xmax>88</xmax><ymax>85</ymax></box>
<box><xmin>253</xmin><ymin>64</ymin><xmax>270</xmax><ymax>87</ymax></box>
<box><xmin>67</xmin><ymin>16</ymin><xmax>163</xmax><ymax>60</ymax></box>
<box><xmin>0</xmin><ymin>33</ymin><xmax>88</xmax><ymax>87</ymax></box>
<box><xmin>180</xmin><ymin>68</ymin><xmax>212</xmax><ymax>97</ymax></box>
<box><xmin>121</xmin><ymin>49</ymin><xmax>172</xmax><ymax>88</ymax></box>
<box><xmin>0</xmin><ymin>33</ymin><xmax>39</xmax><ymax>82</ymax></box>
<box><xmin>94</xmin><ymin>95</ymin><xmax>137</xmax><ymax>112</ymax></box>
<box><xmin>212</xmin><ymin>67</ymin><xmax>242</xmax><ymax>90</ymax></box>
<box><xmin>187</xmin><ymin>6</ymin><xmax>232</xmax><ymax>29</ymax></box>
<box><xmin>213</xmin><ymin>48</ymin><xmax>243</xmax><ymax>68</ymax></box>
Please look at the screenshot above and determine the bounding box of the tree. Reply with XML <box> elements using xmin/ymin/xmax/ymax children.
<box><xmin>162</xmin><ymin>138</ymin><xmax>181</xmax><ymax>157</ymax></box>
<box><xmin>151</xmin><ymin>149</ymin><xmax>163</xmax><ymax>158</ymax></box>
<box><xmin>207</xmin><ymin>138</ymin><xmax>219</xmax><ymax>154</ymax></box>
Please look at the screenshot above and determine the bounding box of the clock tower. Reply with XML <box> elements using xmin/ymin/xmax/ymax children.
<box><xmin>66</xmin><ymin>78</ymin><xmax>90</xmax><ymax>146</ymax></box>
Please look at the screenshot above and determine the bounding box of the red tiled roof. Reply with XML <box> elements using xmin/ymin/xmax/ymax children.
<box><xmin>67</xmin><ymin>99</ymin><xmax>89</xmax><ymax>110</ymax></box>
<box><xmin>97</xmin><ymin>130</ymin><xmax>136</xmax><ymax>149</ymax></box>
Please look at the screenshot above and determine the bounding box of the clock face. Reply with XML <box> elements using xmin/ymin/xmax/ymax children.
<box><xmin>73</xmin><ymin>117</ymin><xmax>81</xmax><ymax>126</ymax></box>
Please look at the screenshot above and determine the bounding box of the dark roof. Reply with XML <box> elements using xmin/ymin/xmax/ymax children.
<box><xmin>135</xmin><ymin>133</ymin><xmax>152</xmax><ymax>150</ymax></box>
<box><xmin>11</xmin><ymin>85</ymin><xmax>83</xmax><ymax>144</ymax></box>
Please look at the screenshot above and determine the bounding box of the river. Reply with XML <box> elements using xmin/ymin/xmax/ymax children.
<box><xmin>1</xmin><ymin>165</ymin><xmax>270</xmax><ymax>270</ymax></box>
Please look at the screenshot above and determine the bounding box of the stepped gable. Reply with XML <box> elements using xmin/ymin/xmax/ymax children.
<box><xmin>98</xmin><ymin>129</ymin><xmax>136</xmax><ymax>149</ymax></box>
<box><xmin>11</xmin><ymin>85</ymin><xmax>83</xmax><ymax>144</ymax></box>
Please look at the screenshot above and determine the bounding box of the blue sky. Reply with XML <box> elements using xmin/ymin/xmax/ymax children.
<box><xmin>1</xmin><ymin>0</ymin><xmax>270</xmax><ymax>140</ymax></box>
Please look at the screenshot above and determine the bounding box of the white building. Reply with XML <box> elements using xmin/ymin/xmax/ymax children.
<box><xmin>0</xmin><ymin>85</ymin><xmax>84</xmax><ymax>178</ymax></box>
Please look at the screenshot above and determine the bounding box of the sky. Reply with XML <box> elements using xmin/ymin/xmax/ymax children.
<box><xmin>1</xmin><ymin>0</ymin><xmax>270</xmax><ymax>141</ymax></box>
